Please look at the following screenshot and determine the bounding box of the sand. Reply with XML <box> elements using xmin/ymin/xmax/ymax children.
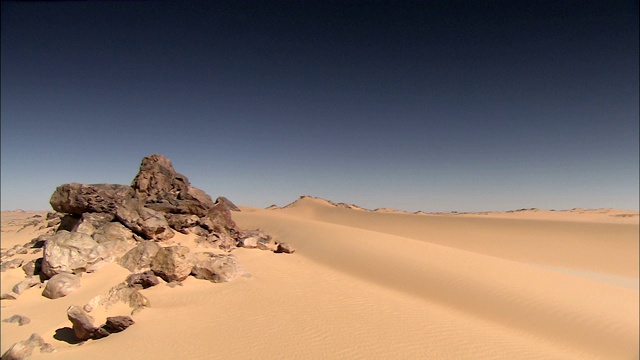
<box><xmin>1</xmin><ymin>200</ymin><xmax>638</xmax><ymax>359</ymax></box>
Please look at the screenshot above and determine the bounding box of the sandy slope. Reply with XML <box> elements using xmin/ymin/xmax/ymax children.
<box><xmin>1</xmin><ymin>203</ymin><xmax>638</xmax><ymax>360</ymax></box>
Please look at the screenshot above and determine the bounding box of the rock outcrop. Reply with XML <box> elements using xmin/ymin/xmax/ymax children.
<box><xmin>50</xmin><ymin>183</ymin><xmax>134</xmax><ymax>215</ymax></box>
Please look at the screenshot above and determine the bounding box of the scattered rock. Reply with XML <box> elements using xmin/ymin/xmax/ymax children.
<box><xmin>42</xmin><ymin>273</ymin><xmax>81</xmax><ymax>299</ymax></box>
<box><xmin>99</xmin><ymin>283</ymin><xmax>150</xmax><ymax>313</ymax></box>
<box><xmin>41</xmin><ymin>230</ymin><xmax>109</xmax><ymax>278</ymax></box>
<box><xmin>1</xmin><ymin>333</ymin><xmax>53</xmax><ymax>360</ymax></box>
<box><xmin>67</xmin><ymin>305</ymin><xmax>108</xmax><ymax>341</ymax></box>
<box><xmin>2</xmin><ymin>314</ymin><xmax>31</xmax><ymax>326</ymax></box>
<box><xmin>49</xmin><ymin>183</ymin><xmax>134</xmax><ymax>215</ymax></box>
<box><xmin>1</xmin><ymin>258</ymin><xmax>24</xmax><ymax>272</ymax></box>
<box><xmin>276</xmin><ymin>242</ymin><xmax>295</xmax><ymax>254</ymax></box>
<box><xmin>191</xmin><ymin>253</ymin><xmax>244</xmax><ymax>283</ymax></box>
<box><xmin>102</xmin><ymin>316</ymin><xmax>135</xmax><ymax>333</ymax></box>
<box><xmin>118</xmin><ymin>241</ymin><xmax>162</xmax><ymax>272</ymax></box>
<box><xmin>150</xmin><ymin>246</ymin><xmax>193</xmax><ymax>282</ymax></box>
<box><xmin>125</xmin><ymin>270</ymin><xmax>160</xmax><ymax>289</ymax></box>
<box><xmin>12</xmin><ymin>276</ymin><xmax>40</xmax><ymax>295</ymax></box>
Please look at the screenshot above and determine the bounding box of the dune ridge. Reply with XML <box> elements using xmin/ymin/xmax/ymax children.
<box><xmin>2</xmin><ymin>198</ymin><xmax>638</xmax><ymax>359</ymax></box>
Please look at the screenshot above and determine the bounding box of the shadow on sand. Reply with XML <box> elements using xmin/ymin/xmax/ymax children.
<box><xmin>53</xmin><ymin>327</ymin><xmax>83</xmax><ymax>345</ymax></box>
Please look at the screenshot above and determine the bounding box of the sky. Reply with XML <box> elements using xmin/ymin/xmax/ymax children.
<box><xmin>1</xmin><ymin>0</ymin><xmax>638</xmax><ymax>212</ymax></box>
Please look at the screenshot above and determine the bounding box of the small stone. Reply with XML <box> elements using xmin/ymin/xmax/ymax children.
<box><xmin>102</xmin><ymin>316</ymin><xmax>135</xmax><ymax>333</ymax></box>
<box><xmin>275</xmin><ymin>242</ymin><xmax>295</xmax><ymax>254</ymax></box>
<box><xmin>2</xmin><ymin>314</ymin><xmax>31</xmax><ymax>326</ymax></box>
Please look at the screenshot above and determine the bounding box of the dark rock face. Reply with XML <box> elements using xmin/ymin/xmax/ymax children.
<box><xmin>126</xmin><ymin>271</ymin><xmax>160</xmax><ymax>289</ymax></box>
<box><xmin>50</xmin><ymin>183</ymin><xmax>134</xmax><ymax>215</ymax></box>
<box><xmin>102</xmin><ymin>316</ymin><xmax>135</xmax><ymax>333</ymax></box>
<box><xmin>215</xmin><ymin>196</ymin><xmax>240</xmax><ymax>212</ymax></box>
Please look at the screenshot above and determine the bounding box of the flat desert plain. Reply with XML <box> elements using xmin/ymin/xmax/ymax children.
<box><xmin>1</xmin><ymin>198</ymin><xmax>638</xmax><ymax>359</ymax></box>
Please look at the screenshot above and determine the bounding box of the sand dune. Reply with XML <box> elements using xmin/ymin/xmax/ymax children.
<box><xmin>1</xmin><ymin>201</ymin><xmax>638</xmax><ymax>359</ymax></box>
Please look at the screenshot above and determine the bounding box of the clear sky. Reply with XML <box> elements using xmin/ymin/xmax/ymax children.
<box><xmin>2</xmin><ymin>1</ymin><xmax>638</xmax><ymax>212</ymax></box>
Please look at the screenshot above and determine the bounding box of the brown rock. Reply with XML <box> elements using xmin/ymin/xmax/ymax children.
<box><xmin>276</xmin><ymin>242</ymin><xmax>296</xmax><ymax>254</ymax></box>
<box><xmin>1</xmin><ymin>333</ymin><xmax>53</xmax><ymax>360</ymax></box>
<box><xmin>49</xmin><ymin>183</ymin><xmax>134</xmax><ymax>215</ymax></box>
<box><xmin>2</xmin><ymin>314</ymin><xmax>31</xmax><ymax>326</ymax></box>
<box><xmin>115</xmin><ymin>199</ymin><xmax>175</xmax><ymax>241</ymax></box>
<box><xmin>42</xmin><ymin>273</ymin><xmax>81</xmax><ymax>299</ymax></box>
<box><xmin>1</xmin><ymin>258</ymin><xmax>24</xmax><ymax>272</ymax></box>
<box><xmin>151</xmin><ymin>246</ymin><xmax>194</xmax><ymax>282</ymax></box>
<box><xmin>215</xmin><ymin>196</ymin><xmax>241</xmax><ymax>211</ymax></box>
<box><xmin>125</xmin><ymin>270</ymin><xmax>160</xmax><ymax>289</ymax></box>
<box><xmin>102</xmin><ymin>316</ymin><xmax>135</xmax><ymax>333</ymax></box>
<box><xmin>191</xmin><ymin>253</ymin><xmax>244</xmax><ymax>283</ymax></box>
<box><xmin>67</xmin><ymin>305</ymin><xmax>108</xmax><ymax>341</ymax></box>
<box><xmin>12</xmin><ymin>276</ymin><xmax>40</xmax><ymax>295</ymax></box>
<box><xmin>118</xmin><ymin>241</ymin><xmax>162</xmax><ymax>272</ymax></box>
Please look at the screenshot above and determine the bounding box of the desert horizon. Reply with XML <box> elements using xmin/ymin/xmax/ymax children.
<box><xmin>1</xmin><ymin>156</ymin><xmax>638</xmax><ymax>359</ymax></box>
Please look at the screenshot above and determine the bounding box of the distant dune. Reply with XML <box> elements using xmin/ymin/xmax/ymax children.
<box><xmin>1</xmin><ymin>199</ymin><xmax>638</xmax><ymax>359</ymax></box>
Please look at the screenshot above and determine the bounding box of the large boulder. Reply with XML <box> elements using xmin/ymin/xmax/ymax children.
<box><xmin>92</xmin><ymin>222</ymin><xmax>137</xmax><ymax>256</ymax></box>
<box><xmin>118</xmin><ymin>241</ymin><xmax>162</xmax><ymax>272</ymax></box>
<box><xmin>42</xmin><ymin>273</ymin><xmax>81</xmax><ymax>299</ymax></box>
<box><xmin>150</xmin><ymin>246</ymin><xmax>194</xmax><ymax>282</ymax></box>
<box><xmin>191</xmin><ymin>253</ymin><xmax>244</xmax><ymax>283</ymax></box>
<box><xmin>49</xmin><ymin>183</ymin><xmax>133</xmax><ymax>215</ymax></box>
<box><xmin>41</xmin><ymin>231</ymin><xmax>109</xmax><ymax>278</ymax></box>
<box><xmin>115</xmin><ymin>199</ymin><xmax>174</xmax><ymax>241</ymax></box>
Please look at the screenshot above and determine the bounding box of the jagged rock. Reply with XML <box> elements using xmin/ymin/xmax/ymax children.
<box><xmin>49</xmin><ymin>183</ymin><xmax>134</xmax><ymax>215</ymax></box>
<box><xmin>92</xmin><ymin>222</ymin><xmax>137</xmax><ymax>256</ymax></box>
<box><xmin>186</xmin><ymin>225</ymin><xmax>209</xmax><ymax>236</ymax></box>
<box><xmin>1</xmin><ymin>258</ymin><xmax>24</xmax><ymax>272</ymax></box>
<box><xmin>99</xmin><ymin>283</ymin><xmax>150</xmax><ymax>313</ymax></box>
<box><xmin>41</xmin><ymin>231</ymin><xmax>109</xmax><ymax>278</ymax></box>
<box><xmin>118</xmin><ymin>241</ymin><xmax>162</xmax><ymax>272</ymax></box>
<box><xmin>102</xmin><ymin>316</ymin><xmax>135</xmax><ymax>333</ymax></box>
<box><xmin>166</xmin><ymin>214</ymin><xmax>200</xmax><ymax>234</ymax></box>
<box><xmin>257</xmin><ymin>238</ymin><xmax>278</xmax><ymax>252</ymax></box>
<box><xmin>67</xmin><ymin>305</ymin><xmax>109</xmax><ymax>341</ymax></box>
<box><xmin>198</xmin><ymin>203</ymin><xmax>240</xmax><ymax>249</ymax></box>
<box><xmin>42</xmin><ymin>273</ymin><xmax>81</xmax><ymax>299</ymax></box>
<box><xmin>215</xmin><ymin>196</ymin><xmax>240</xmax><ymax>211</ymax></box>
<box><xmin>150</xmin><ymin>246</ymin><xmax>193</xmax><ymax>282</ymax></box>
<box><xmin>131</xmin><ymin>154</ymin><xmax>215</xmax><ymax>216</ymax></box>
<box><xmin>12</xmin><ymin>276</ymin><xmax>40</xmax><ymax>295</ymax></box>
<box><xmin>194</xmin><ymin>234</ymin><xmax>237</xmax><ymax>251</ymax></box>
<box><xmin>191</xmin><ymin>253</ymin><xmax>243</xmax><ymax>283</ymax></box>
<box><xmin>1</xmin><ymin>333</ymin><xmax>53</xmax><ymax>360</ymax></box>
<box><xmin>125</xmin><ymin>270</ymin><xmax>160</xmax><ymax>289</ymax></box>
<box><xmin>2</xmin><ymin>314</ymin><xmax>31</xmax><ymax>326</ymax></box>
<box><xmin>115</xmin><ymin>199</ymin><xmax>174</xmax><ymax>241</ymax></box>
<box><xmin>276</xmin><ymin>242</ymin><xmax>295</xmax><ymax>254</ymax></box>
<box><xmin>240</xmin><ymin>230</ymin><xmax>277</xmax><ymax>251</ymax></box>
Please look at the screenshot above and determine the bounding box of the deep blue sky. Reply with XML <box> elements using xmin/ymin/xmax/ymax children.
<box><xmin>2</xmin><ymin>1</ymin><xmax>638</xmax><ymax>212</ymax></box>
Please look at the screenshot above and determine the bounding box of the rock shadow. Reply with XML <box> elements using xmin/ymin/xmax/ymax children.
<box><xmin>53</xmin><ymin>327</ymin><xmax>82</xmax><ymax>344</ymax></box>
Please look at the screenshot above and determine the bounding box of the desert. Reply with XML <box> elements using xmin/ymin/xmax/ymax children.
<box><xmin>1</xmin><ymin>154</ymin><xmax>638</xmax><ymax>360</ymax></box>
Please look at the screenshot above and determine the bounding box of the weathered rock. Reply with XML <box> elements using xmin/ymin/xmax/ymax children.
<box><xmin>1</xmin><ymin>258</ymin><xmax>24</xmax><ymax>272</ymax></box>
<box><xmin>41</xmin><ymin>231</ymin><xmax>109</xmax><ymax>278</ymax></box>
<box><xmin>1</xmin><ymin>333</ymin><xmax>53</xmax><ymax>360</ymax></box>
<box><xmin>118</xmin><ymin>241</ymin><xmax>162</xmax><ymax>272</ymax></box>
<box><xmin>22</xmin><ymin>258</ymin><xmax>42</xmax><ymax>277</ymax></box>
<box><xmin>130</xmin><ymin>154</ymin><xmax>217</xmax><ymax>218</ymax></box>
<box><xmin>256</xmin><ymin>238</ymin><xmax>278</xmax><ymax>252</ymax></box>
<box><xmin>276</xmin><ymin>242</ymin><xmax>295</xmax><ymax>254</ymax></box>
<box><xmin>92</xmin><ymin>222</ymin><xmax>137</xmax><ymax>256</ymax></box>
<box><xmin>12</xmin><ymin>276</ymin><xmax>40</xmax><ymax>295</ymax></box>
<box><xmin>102</xmin><ymin>316</ymin><xmax>135</xmax><ymax>333</ymax></box>
<box><xmin>3</xmin><ymin>314</ymin><xmax>31</xmax><ymax>326</ymax></box>
<box><xmin>194</xmin><ymin>234</ymin><xmax>237</xmax><ymax>251</ymax></box>
<box><xmin>75</xmin><ymin>213</ymin><xmax>115</xmax><ymax>235</ymax></box>
<box><xmin>150</xmin><ymin>246</ymin><xmax>193</xmax><ymax>282</ymax></box>
<box><xmin>56</xmin><ymin>214</ymin><xmax>81</xmax><ymax>232</ymax></box>
<box><xmin>125</xmin><ymin>270</ymin><xmax>160</xmax><ymax>289</ymax></box>
<box><xmin>50</xmin><ymin>183</ymin><xmax>134</xmax><ymax>215</ymax></box>
<box><xmin>115</xmin><ymin>199</ymin><xmax>174</xmax><ymax>241</ymax></box>
<box><xmin>99</xmin><ymin>283</ymin><xmax>150</xmax><ymax>313</ymax></box>
<box><xmin>166</xmin><ymin>214</ymin><xmax>200</xmax><ymax>233</ymax></box>
<box><xmin>215</xmin><ymin>196</ymin><xmax>241</xmax><ymax>211</ymax></box>
<box><xmin>191</xmin><ymin>253</ymin><xmax>243</xmax><ymax>283</ymax></box>
<box><xmin>42</xmin><ymin>273</ymin><xmax>81</xmax><ymax>299</ymax></box>
<box><xmin>67</xmin><ymin>305</ymin><xmax>108</xmax><ymax>341</ymax></box>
